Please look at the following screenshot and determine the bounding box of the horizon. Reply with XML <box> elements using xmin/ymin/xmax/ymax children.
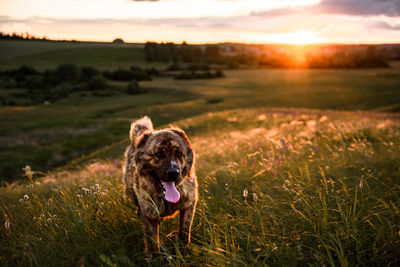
<box><xmin>2</xmin><ymin>32</ymin><xmax>400</xmax><ymax>47</ymax></box>
<box><xmin>1</xmin><ymin>0</ymin><xmax>400</xmax><ymax>45</ymax></box>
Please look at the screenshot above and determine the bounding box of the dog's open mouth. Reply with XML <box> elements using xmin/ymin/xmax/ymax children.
<box><xmin>160</xmin><ymin>181</ymin><xmax>180</xmax><ymax>203</ymax></box>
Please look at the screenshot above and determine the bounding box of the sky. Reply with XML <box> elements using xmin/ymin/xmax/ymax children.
<box><xmin>0</xmin><ymin>0</ymin><xmax>400</xmax><ymax>44</ymax></box>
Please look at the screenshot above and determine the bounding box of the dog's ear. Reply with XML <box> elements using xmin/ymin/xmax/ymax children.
<box><xmin>130</xmin><ymin>116</ymin><xmax>153</xmax><ymax>144</ymax></box>
<box><xmin>135</xmin><ymin>132</ymin><xmax>152</xmax><ymax>149</ymax></box>
<box><xmin>171</xmin><ymin>128</ymin><xmax>194</xmax><ymax>177</ymax></box>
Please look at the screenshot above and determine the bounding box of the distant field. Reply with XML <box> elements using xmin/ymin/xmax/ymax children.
<box><xmin>0</xmin><ymin>40</ymin><xmax>163</xmax><ymax>70</ymax></box>
<box><xmin>143</xmin><ymin>67</ymin><xmax>400</xmax><ymax>112</ymax></box>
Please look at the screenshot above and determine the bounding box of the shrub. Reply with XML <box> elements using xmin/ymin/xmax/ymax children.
<box><xmin>56</xmin><ymin>64</ymin><xmax>81</xmax><ymax>82</ymax></box>
<box><xmin>166</xmin><ymin>63</ymin><xmax>183</xmax><ymax>71</ymax></box>
<box><xmin>174</xmin><ymin>70</ymin><xmax>225</xmax><ymax>80</ymax></box>
<box><xmin>24</xmin><ymin>75</ymin><xmax>47</xmax><ymax>90</ymax></box>
<box><xmin>0</xmin><ymin>76</ymin><xmax>17</xmax><ymax>89</ymax></box>
<box><xmin>145</xmin><ymin>68</ymin><xmax>160</xmax><ymax>76</ymax></box>
<box><xmin>103</xmin><ymin>68</ymin><xmax>151</xmax><ymax>82</ymax></box>
<box><xmin>215</xmin><ymin>70</ymin><xmax>225</xmax><ymax>78</ymax></box>
<box><xmin>86</xmin><ymin>75</ymin><xmax>109</xmax><ymax>91</ymax></box>
<box><xmin>8</xmin><ymin>65</ymin><xmax>39</xmax><ymax>76</ymax></box>
<box><xmin>112</xmin><ymin>38</ymin><xmax>124</xmax><ymax>44</ymax></box>
<box><xmin>126</xmin><ymin>80</ymin><xmax>146</xmax><ymax>94</ymax></box>
<box><xmin>50</xmin><ymin>83</ymin><xmax>71</xmax><ymax>100</ymax></box>
<box><xmin>80</xmin><ymin>66</ymin><xmax>99</xmax><ymax>81</ymax></box>
<box><xmin>187</xmin><ymin>64</ymin><xmax>210</xmax><ymax>71</ymax></box>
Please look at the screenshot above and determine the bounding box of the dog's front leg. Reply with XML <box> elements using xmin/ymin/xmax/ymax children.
<box><xmin>179</xmin><ymin>205</ymin><xmax>195</xmax><ymax>244</ymax></box>
<box><xmin>141</xmin><ymin>216</ymin><xmax>160</xmax><ymax>254</ymax></box>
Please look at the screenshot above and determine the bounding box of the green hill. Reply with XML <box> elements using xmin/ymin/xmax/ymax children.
<box><xmin>0</xmin><ymin>40</ymin><xmax>164</xmax><ymax>70</ymax></box>
<box><xmin>1</xmin><ymin>67</ymin><xmax>400</xmax><ymax>182</ymax></box>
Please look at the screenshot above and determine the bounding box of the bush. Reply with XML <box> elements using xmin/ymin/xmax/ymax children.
<box><xmin>80</xmin><ymin>66</ymin><xmax>99</xmax><ymax>81</ymax></box>
<box><xmin>126</xmin><ymin>80</ymin><xmax>146</xmax><ymax>94</ymax></box>
<box><xmin>166</xmin><ymin>63</ymin><xmax>183</xmax><ymax>71</ymax></box>
<box><xmin>6</xmin><ymin>65</ymin><xmax>39</xmax><ymax>76</ymax></box>
<box><xmin>0</xmin><ymin>76</ymin><xmax>17</xmax><ymax>89</ymax></box>
<box><xmin>24</xmin><ymin>75</ymin><xmax>47</xmax><ymax>90</ymax></box>
<box><xmin>103</xmin><ymin>68</ymin><xmax>151</xmax><ymax>82</ymax></box>
<box><xmin>51</xmin><ymin>84</ymin><xmax>71</xmax><ymax>100</ymax></box>
<box><xmin>215</xmin><ymin>70</ymin><xmax>225</xmax><ymax>78</ymax></box>
<box><xmin>56</xmin><ymin>64</ymin><xmax>81</xmax><ymax>82</ymax></box>
<box><xmin>174</xmin><ymin>70</ymin><xmax>225</xmax><ymax>80</ymax></box>
<box><xmin>187</xmin><ymin>64</ymin><xmax>210</xmax><ymax>71</ymax></box>
<box><xmin>86</xmin><ymin>75</ymin><xmax>109</xmax><ymax>91</ymax></box>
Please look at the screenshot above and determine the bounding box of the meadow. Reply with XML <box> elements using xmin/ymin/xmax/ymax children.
<box><xmin>1</xmin><ymin>41</ymin><xmax>400</xmax><ymax>265</ymax></box>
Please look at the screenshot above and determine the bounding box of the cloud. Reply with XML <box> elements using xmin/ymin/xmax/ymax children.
<box><xmin>253</xmin><ymin>0</ymin><xmax>400</xmax><ymax>17</ymax></box>
<box><xmin>0</xmin><ymin>16</ymin><xmax>235</xmax><ymax>30</ymax></box>
<box><xmin>372</xmin><ymin>20</ymin><xmax>400</xmax><ymax>30</ymax></box>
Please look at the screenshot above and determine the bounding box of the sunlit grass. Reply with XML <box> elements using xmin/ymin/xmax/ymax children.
<box><xmin>1</xmin><ymin>108</ymin><xmax>400</xmax><ymax>265</ymax></box>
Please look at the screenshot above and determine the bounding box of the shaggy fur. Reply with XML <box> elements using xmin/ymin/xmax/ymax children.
<box><xmin>123</xmin><ymin>116</ymin><xmax>198</xmax><ymax>254</ymax></box>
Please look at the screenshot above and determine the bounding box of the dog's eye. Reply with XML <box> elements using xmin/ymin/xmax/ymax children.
<box><xmin>177</xmin><ymin>151</ymin><xmax>183</xmax><ymax>158</ymax></box>
<box><xmin>155</xmin><ymin>151</ymin><xmax>163</xmax><ymax>158</ymax></box>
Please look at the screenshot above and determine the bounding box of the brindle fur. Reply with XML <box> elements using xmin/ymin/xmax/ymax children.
<box><xmin>123</xmin><ymin>116</ymin><xmax>198</xmax><ymax>254</ymax></box>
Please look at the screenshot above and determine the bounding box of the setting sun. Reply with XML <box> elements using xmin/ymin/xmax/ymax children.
<box><xmin>277</xmin><ymin>30</ymin><xmax>323</xmax><ymax>45</ymax></box>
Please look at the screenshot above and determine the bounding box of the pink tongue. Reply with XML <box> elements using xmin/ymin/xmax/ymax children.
<box><xmin>162</xmin><ymin>181</ymin><xmax>180</xmax><ymax>203</ymax></box>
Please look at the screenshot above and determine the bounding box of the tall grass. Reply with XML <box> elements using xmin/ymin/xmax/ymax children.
<box><xmin>1</xmin><ymin>108</ymin><xmax>400</xmax><ymax>265</ymax></box>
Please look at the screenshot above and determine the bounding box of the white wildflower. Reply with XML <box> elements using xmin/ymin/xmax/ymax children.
<box><xmin>4</xmin><ymin>219</ymin><xmax>10</xmax><ymax>231</ymax></box>
<box><xmin>243</xmin><ymin>188</ymin><xmax>248</xmax><ymax>198</ymax></box>
<box><xmin>282</xmin><ymin>184</ymin><xmax>289</xmax><ymax>191</ymax></box>
<box><xmin>24</xmin><ymin>195</ymin><xmax>29</xmax><ymax>201</ymax></box>
<box><xmin>253</xmin><ymin>193</ymin><xmax>258</xmax><ymax>201</ymax></box>
<box><xmin>47</xmin><ymin>218</ymin><xmax>52</xmax><ymax>223</ymax></box>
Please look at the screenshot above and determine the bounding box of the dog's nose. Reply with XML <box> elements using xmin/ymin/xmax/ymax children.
<box><xmin>167</xmin><ymin>168</ymin><xmax>180</xmax><ymax>180</ymax></box>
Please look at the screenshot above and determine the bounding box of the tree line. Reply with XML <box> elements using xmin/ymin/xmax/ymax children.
<box><xmin>146</xmin><ymin>42</ymin><xmax>391</xmax><ymax>69</ymax></box>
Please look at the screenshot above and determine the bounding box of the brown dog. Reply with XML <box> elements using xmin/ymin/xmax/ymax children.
<box><xmin>123</xmin><ymin>116</ymin><xmax>198</xmax><ymax>254</ymax></box>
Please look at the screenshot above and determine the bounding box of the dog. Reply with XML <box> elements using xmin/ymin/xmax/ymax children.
<box><xmin>123</xmin><ymin>116</ymin><xmax>198</xmax><ymax>254</ymax></box>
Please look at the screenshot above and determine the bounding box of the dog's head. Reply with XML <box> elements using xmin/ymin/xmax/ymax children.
<box><xmin>130</xmin><ymin>117</ymin><xmax>194</xmax><ymax>203</ymax></box>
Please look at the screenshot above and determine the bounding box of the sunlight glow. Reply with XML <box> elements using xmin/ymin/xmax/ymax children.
<box><xmin>276</xmin><ymin>30</ymin><xmax>323</xmax><ymax>45</ymax></box>
<box><xmin>240</xmin><ymin>30</ymin><xmax>324</xmax><ymax>45</ymax></box>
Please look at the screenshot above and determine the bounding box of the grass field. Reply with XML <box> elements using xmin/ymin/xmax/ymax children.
<box><xmin>1</xmin><ymin>108</ymin><xmax>399</xmax><ymax>265</ymax></box>
<box><xmin>1</xmin><ymin>40</ymin><xmax>400</xmax><ymax>265</ymax></box>
<box><xmin>1</xmin><ymin>65</ymin><xmax>400</xmax><ymax>182</ymax></box>
<box><xmin>0</xmin><ymin>40</ymin><xmax>161</xmax><ymax>70</ymax></box>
